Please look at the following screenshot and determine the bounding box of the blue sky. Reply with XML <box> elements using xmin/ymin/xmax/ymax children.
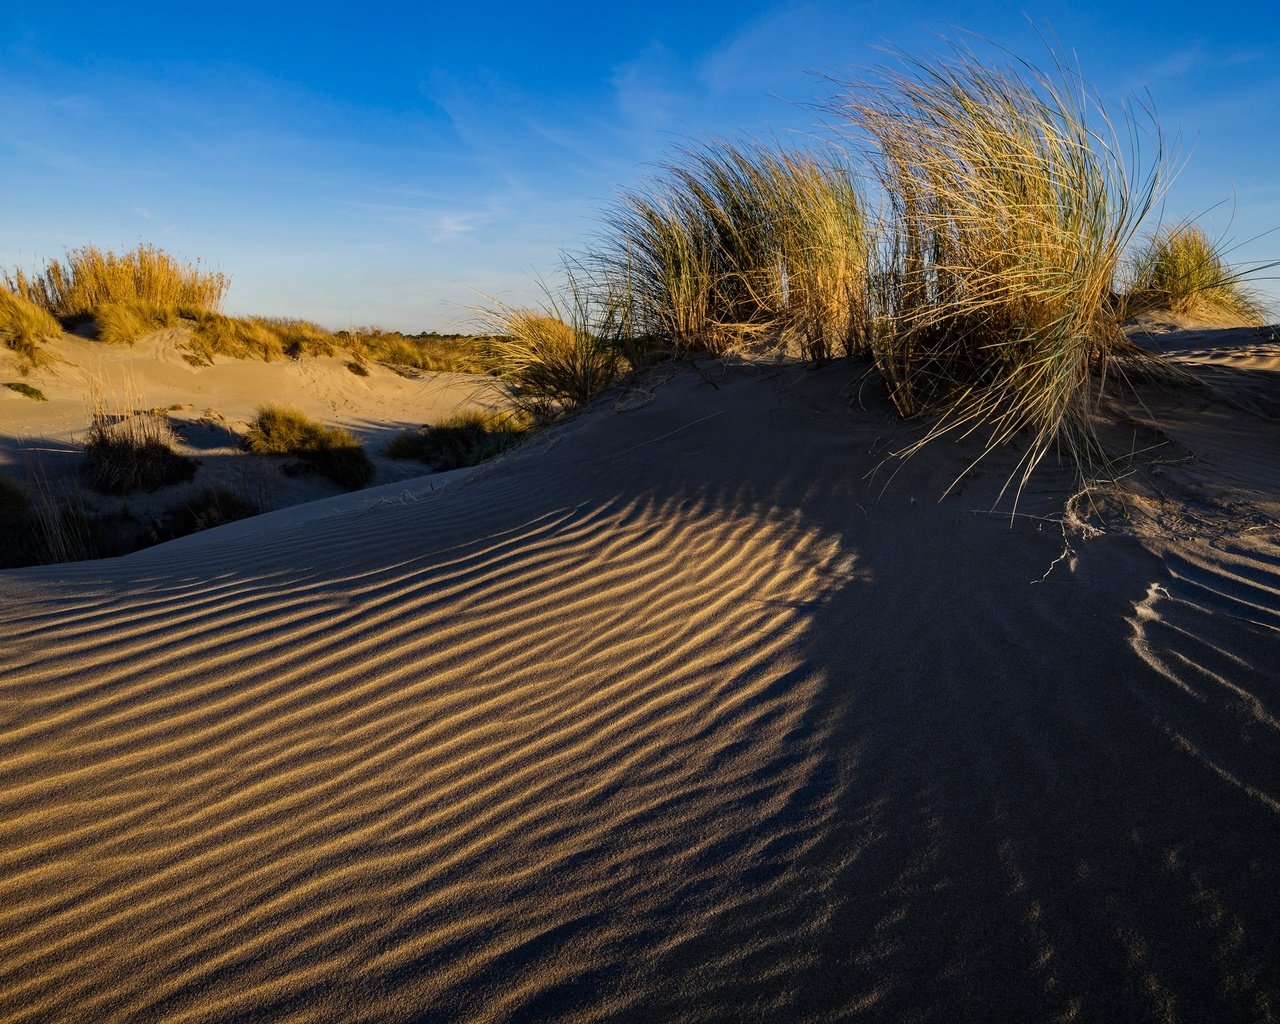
<box><xmin>2</xmin><ymin>1</ymin><xmax>1277</xmax><ymax>331</ymax></box>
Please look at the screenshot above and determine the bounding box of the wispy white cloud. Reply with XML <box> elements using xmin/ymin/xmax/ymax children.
<box><xmin>697</xmin><ymin>2</ymin><xmax>877</xmax><ymax>96</ymax></box>
<box><xmin>1126</xmin><ymin>43</ymin><xmax>1268</xmax><ymax>92</ymax></box>
<box><xmin>347</xmin><ymin>197</ymin><xmax>510</xmax><ymax>244</ymax></box>
<box><xmin>611</xmin><ymin>42</ymin><xmax>691</xmax><ymax>135</ymax></box>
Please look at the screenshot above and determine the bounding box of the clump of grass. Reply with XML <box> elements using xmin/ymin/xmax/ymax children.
<box><xmin>587</xmin><ymin>141</ymin><xmax>875</xmax><ymax>360</ymax></box>
<box><xmin>180</xmin><ymin>311</ymin><xmax>287</xmax><ymax>361</ymax></box>
<box><xmin>1126</xmin><ymin>225</ymin><xmax>1269</xmax><ymax>325</ymax></box>
<box><xmin>828</xmin><ymin>40</ymin><xmax>1170</xmax><ymax>493</ymax></box>
<box><xmin>163</xmin><ymin>487</ymin><xmax>260</xmax><ymax>538</ymax></box>
<box><xmin>93</xmin><ymin>300</ymin><xmax>183</xmax><ymax>345</ymax></box>
<box><xmin>84</xmin><ymin>406</ymin><xmax>196</xmax><ymax>494</ymax></box>
<box><xmin>1</xmin><ymin>287</ymin><xmax>61</xmax><ymax>362</ymax></box>
<box><xmin>1</xmin><ymin>246</ymin><xmax>346</xmax><ymax>360</ymax></box>
<box><xmin>267</xmin><ymin>318</ymin><xmax>338</xmax><ymax>358</ymax></box>
<box><xmin>387</xmin><ymin>409</ymin><xmax>528</xmax><ymax>470</ymax></box>
<box><xmin>244</xmin><ymin>404</ymin><xmax>374</xmax><ymax>489</ymax></box>
<box><xmin>346</xmin><ymin>359</ymin><xmax>370</xmax><ymax>376</ymax></box>
<box><xmin>7</xmin><ymin>244</ymin><xmax>227</xmax><ymax>324</ymax></box>
<box><xmin>343</xmin><ymin>329</ymin><xmax>498</xmax><ymax>374</ymax></box>
<box><xmin>7</xmin><ymin>243</ymin><xmax>227</xmax><ymax>323</ymax></box>
<box><xmin>161</xmin><ymin>313</ymin><xmax>336</xmax><ymax>363</ymax></box>
<box><xmin>3</xmin><ymin>381</ymin><xmax>46</xmax><ymax>401</ymax></box>
<box><xmin>479</xmin><ymin>270</ymin><xmax>631</xmax><ymax>420</ymax></box>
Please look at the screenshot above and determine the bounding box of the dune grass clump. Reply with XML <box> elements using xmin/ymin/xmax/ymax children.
<box><xmin>266</xmin><ymin>318</ymin><xmax>339</xmax><ymax>358</ymax></box>
<box><xmin>168</xmin><ymin>313</ymin><xmax>338</xmax><ymax>363</ymax></box>
<box><xmin>244</xmin><ymin>404</ymin><xmax>374</xmax><ymax>489</ymax></box>
<box><xmin>84</xmin><ymin>406</ymin><xmax>196</xmax><ymax>494</ymax></box>
<box><xmin>828</xmin><ymin>42</ymin><xmax>1170</xmax><ymax>490</ymax></box>
<box><xmin>162</xmin><ymin>487</ymin><xmax>260</xmax><ymax>538</ymax></box>
<box><xmin>589</xmin><ymin>142</ymin><xmax>875</xmax><ymax>359</ymax></box>
<box><xmin>343</xmin><ymin>329</ymin><xmax>498</xmax><ymax>374</ymax></box>
<box><xmin>386</xmin><ymin>408</ymin><xmax>528</xmax><ymax>470</ymax></box>
<box><xmin>0</xmin><ymin>288</ymin><xmax>62</xmax><ymax>362</ymax></box>
<box><xmin>1</xmin><ymin>245</ymin><xmax>344</xmax><ymax>360</ymax></box>
<box><xmin>482</xmin><ymin>278</ymin><xmax>630</xmax><ymax>420</ymax></box>
<box><xmin>7</xmin><ymin>243</ymin><xmax>228</xmax><ymax>324</ymax></box>
<box><xmin>181</xmin><ymin>312</ymin><xmax>286</xmax><ymax>361</ymax></box>
<box><xmin>92</xmin><ymin>300</ymin><xmax>181</xmax><ymax>345</ymax></box>
<box><xmin>3</xmin><ymin>381</ymin><xmax>46</xmax><ymax>401</ymax></box>
<box><xmin>1126</xmin><ymin>225</ymin><xmax>1268</xmax><ymax>325</ymax></box>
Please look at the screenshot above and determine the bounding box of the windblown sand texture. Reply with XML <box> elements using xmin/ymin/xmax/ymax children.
<box><xmin>3</xmin><ymin>327</ymin><xmax>1279</xmax><ymax>1022</ymax></box>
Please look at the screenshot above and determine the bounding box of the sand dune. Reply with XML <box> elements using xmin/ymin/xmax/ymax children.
<box><xmin>0</xmin><ymin>330</ymin><xmax>495</xmax><ymax>561</ymax></box>
<box><xmin>3</xmin><ymin>337</ymin><xmax>1279</xmax><ymax>1021</ymax></box>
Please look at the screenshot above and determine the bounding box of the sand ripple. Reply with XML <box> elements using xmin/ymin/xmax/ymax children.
<box><xmin>3</xmin><ymin>363</ymin><xmax>1279</xmax><ymax>1022</ymax></box>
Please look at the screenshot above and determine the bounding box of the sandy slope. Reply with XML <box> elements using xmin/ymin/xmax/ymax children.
<box><xmin>2</xmin><ymin>332</ymin><xmax>1279</xmax><ymax>1022</ymax></box>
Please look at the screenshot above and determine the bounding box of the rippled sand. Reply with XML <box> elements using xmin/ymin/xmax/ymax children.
<box><xmin>3</xmin><ymin>337</ymin><xmax>1279</xmax><ymax>1022</ymax></box>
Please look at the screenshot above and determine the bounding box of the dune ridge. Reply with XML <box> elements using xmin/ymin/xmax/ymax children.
<box><xmin>3</xmin><ymin>354</ymin><xmax>1279</xmax><ymax>1022</ymax></box>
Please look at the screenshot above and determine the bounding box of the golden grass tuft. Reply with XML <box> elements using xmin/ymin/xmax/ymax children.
<box><xmin>7</xmin><ymin>243</ymin><xmax>227</xmax><ymax>322</ymax></box>
<box><xmin>0</xmin><ymin>246</ymin><xmax>342</xmax><ymax>361</ymax></box>
<box><xmin>343</xmin><ymin>329</ymin><xmax>498</xmax><ymax>374</ymax></box>
<box><xmin>83</xmin><ymin>382</ymin><xmax>196</xmax><ymax>494</ymax></box>
<box><xmin>589</xmin><ymin>141</ymin><xmax>875</xmax><ymax>359</ymax></box>
<box><xmin>827</xmin><ymin>40</ymin><xmax>1171</xmax><ymax>493</ymax></box>
<box><xmin>1126</xmin><ymin>225</ymin><xmax>1269</xmax><ymax>325</ymax></box>
<box><xmin>172</xmin><ymin>313</ymin><xmax>336</xmax><ymax>363</ymax></box>
<box><xmin>93</xmin><ymin>300</ymin><xmax>181</xmax><ymax>345</ymax></box>
<box><xmin>480</xmin><ymin>278</ymin><xmax>628</xmax><ymax>421</ymax></box>
<box><xmin>386</xmin><ymin>408</ymin><xmax>529</xmax><ymax>470</ymax></box>
<box><xmin>0</xmin><ymin>287</ymin><xmax>62</xmax><ymax>361</ymax></box>
<box><xmin>244</xmin><ymin>404</ymin><xmax>374</xmax><ymax>489</ymax></box>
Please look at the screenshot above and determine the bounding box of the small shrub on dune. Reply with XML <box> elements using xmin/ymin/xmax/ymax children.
<box><xmin>84</xmin><ymin>409</ymin><xmax>196</xmax><ymax>494</ymax></box>
<box><xmin>0</xmin><ymin>287</ymin><xmax>61</xmax><ymax>362</ymax></box>
<box><xmin>1126</xmin><ymin>226</ymin><xmax>1269</xmax><ymax>325</ymax></box>
<box><xmin>244</xmin><ymin>404</ymin><xmax>375</xmax><ymax>489</ymax></box>
<box><xmin>387</xmin><ymin>409</ymin><xmax>528</xmax><ymax>470</ymax></box>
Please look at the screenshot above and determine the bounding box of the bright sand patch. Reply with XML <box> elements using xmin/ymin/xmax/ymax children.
<box><xmin>2</xmin><ymin>329</ymin><xmax>1279</xmax><ymax>1021</ymax></box>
